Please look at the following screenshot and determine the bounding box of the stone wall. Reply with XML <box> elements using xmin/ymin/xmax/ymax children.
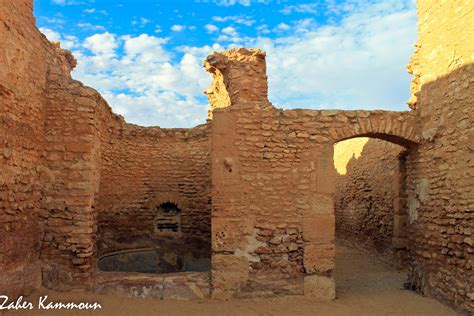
<box><xmin>0</xmin><ymin>0</ymin><xmax>60</xmax><ymax>296</ymax></box>
<box><xmin>404</xmin><ymin>1</ymin><xmax>474</xmax><ymax>313</ymax></box>
<box><xmin>206</xmin><ymin>48</ymin><xmax>418</xmax><ymax>299</ymax></box>
<box><xmin>335</xmin><ymin>138</ymin><xmax>407</xmax><ymax>266</ymax></box>
<box><xmin>96</xmin><ymin>120</ymin><xmax>211</xmax><ymax>272</ymax></box>
<box><xmin>1</xmin><ymin>0</ymin><xmax>212</xmax><ymax>294</ymax></box>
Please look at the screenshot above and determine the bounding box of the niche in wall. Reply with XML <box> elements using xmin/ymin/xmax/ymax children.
<box><xmin>154</xmin><ymin>202</ymin><xmax>182</xmax><ymax>235</ymax></box>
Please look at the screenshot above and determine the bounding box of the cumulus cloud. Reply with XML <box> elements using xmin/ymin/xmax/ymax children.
<box><xmin>261</xmin><ymin>0</ymin><xmax>417</xmax><ymax>110</ymax></box>
<box><xmin>83</xmin><ymin>32</ymin><xmax>117</xmax><ymax>56</ymax></box>
<box><xmin>204</xmin><ymin>24</ymin><xmax>219</xmax><ymax>33</ymax></box>
<box><xmin>70</xmin><ymin>33</ymin><xmax>211</xmax><ymax>127</ymax></box>
<box><xmin>171</xmin><ymin>24</ymin><xmax>186</xmax><ymax>32</ymax></box>
<box><xmin>40</xmin><ymin>27</ymin><xmax>79</xmax><ymax>49</ymax></box>
<box><xmin>216</xmin><ymin>26</ymin><xmax>249</xmax><ymax>43</ymax></box>
<box><xmin>275</xmin><ymin>23</ymin><xmax>290</xmax><ymax>31</ymax></box>
<box><xmin>39</xmin><ymin>27</ymin><xmax>61</xmax><ymax>42</ymax></box>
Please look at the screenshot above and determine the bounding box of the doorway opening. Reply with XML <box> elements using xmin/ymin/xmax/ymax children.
<box><xmin>333</xmin><ymin>137</ymin><xmax>410</xmax><ymax>298</ymax></box>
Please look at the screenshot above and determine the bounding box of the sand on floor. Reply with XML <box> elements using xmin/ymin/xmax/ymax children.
<box><xmin>1</xmin><ymin>244</ymin><xmax>456</xmax><ymax>316</ymax></box>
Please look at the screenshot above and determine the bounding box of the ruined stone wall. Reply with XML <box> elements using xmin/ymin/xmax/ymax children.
<box><xmin>0</xmin><ymin>0</ymin><xmax>105</xmax><ymax>293</ymax></box>
<box><xmin>40</xmin><ymin>74</ymin><xmax>102</xmax><ymax>291</ymax></box>
<box><xmin>335</xmin><ymin>138</ymin><xmax>406</xmax><ymax>265</ymax></box>
<box><xmin>1</xmin><ymin>0</ymin><xmax>212</xmax><ymax>294</ymax></box>
<box><xmin>404</xmin><ymin>1</ymin><xmax>474</xmax><ymax>313</ymax></box>
<box><xmin>96</xmin><ymin>120</ymin><xmax>212</xmax><ymax>270</ymax></box>
<box><xmin>207</xmin><ymin>48</ymin><xmax>418</xmax><ymax>299</ymax></box>
<box><xmin>0</xmin><ymin>0</ymin><xmax>59</xmax><ymax>296</ymax></box>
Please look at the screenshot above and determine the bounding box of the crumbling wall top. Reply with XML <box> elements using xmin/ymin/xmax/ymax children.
<box><xmin>203</xmin><ymin>48</ymin><xmax>269</xmax><ymax>119</ymax></box>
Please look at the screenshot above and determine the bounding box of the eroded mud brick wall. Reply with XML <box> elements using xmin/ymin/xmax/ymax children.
<box><xmin>0</xmin><ymin>0</ymin><xmax>102</xmax><ymax>293</ymax></box>
<box><xmin>96</xmin><ymin>118</ymin><xmax>212</xmax><ymax>266</ymax></box>
<box><xmin>0</xmin><ymin>0</ymin><xmax>49</xmax><ymax>296</ymax></box>
<box><xmin>404</xmin><ymin>1</ymin><xmax>474</xmax><ymax>313</ymax></box>
<box><xmin>334</xmin><ymin>138</ymin><xmax>407</xmax><ymax>265</ymax></box>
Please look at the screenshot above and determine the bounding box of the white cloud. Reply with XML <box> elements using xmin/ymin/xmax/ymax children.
<box><xmin>40</xmin><ymin>27</ymin><xmax>79</xmax><ymax>49</ymax></box>
<box><xmin>275</xmin><ymin>23</ymin><xmax>290</xmax><ymax>31</ymax></box>
<box><xmin>77</xmin><ymin>22</ymin><xmax>106</xmax><ymax>31</ymax></box>
<box><xmin>68</xmin><ymin>32</ymin><xmax>212</xmax><ymax>127</ymax></box>
<box><xmin>217</xmin><ymin>26</ymin><xmax>245</xmax><ymax>42</ymax></box>
<box><xmin>51</xmin><ymin>0</ymin><xmax>80</xmax><ymax>5</ymax></box>
<box><xmin>41</xmin><ymin>17</ymin><xmax>66</xmax><ymax>24</ymax></box>
<box><xmin>209</xmin><ymin>0</ymin><xmax>270</xmax><ymax>6</ymax></box>
<box><xmin>171</xmin><ymin>24</ymin><xmax>186</xmax><ymax>32</ymax></box>
<box><xmin>39</xmin><ymin>27</ymin><xmax>61</xmax><ymax>42</ymax></box>
<box><xmin>221</xmin><ymin>26</ymin><xmax>238</xmax><ymax>36</ymax></box>
<box><xmin>280</xmin><ymin>3</ymin><xmax>318</xmax><ymax>15</ymax></box>
<box><xmin>212</xmin><ymin>15</ymin><xmax>255</xmax><ymax>26</ymax></box>
<box><xmin>83</xmin><ymin>32</ymin><xmax>117</xmax><ymax>56</ymax></box>
<box><xmin>122</xmin><ymin>34</ymin><xmax>169</xmax><ymax>63</ymax></box>
<box><xmin>83</xmin><ymin>8</ymin><xmax>107</xmax><ymax>14</ymax></box>
<box><xmin>255</xmin><ymin>24</ymin><xmax>270</xmax><ymax>34</ymax></box>
<box><xmin>261</xmin><ymin>0</ymin><xmax>418</xmax><ymax>110</ymax></box>
<box><xmin>132</xmin><ymin>17</ymin><xmax>151</xmax><ymax>27</ymax></box>
<box><xmin>204</xmin><ymin>24</ymin><xmax>219</xmax><ymax>33</ymax></box>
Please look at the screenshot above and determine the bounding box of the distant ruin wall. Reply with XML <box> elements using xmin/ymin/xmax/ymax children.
<box><xmin>96</xmin><ymin>122</ymin><xmax>211</xmax><ymax>268</ymax></box>
<box><xmin>404</xmin><ymin>1</ymin><xmax>474</xmax><ymax>313</ymax></box>
<box><xmin>335</xmin><ymin>138</ymin><xmax>407</xmax><ymax>265</ymax></box>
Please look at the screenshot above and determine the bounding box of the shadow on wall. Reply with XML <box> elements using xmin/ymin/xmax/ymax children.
<box><xmin>401</xmin><ymin>62</ymin><xmax>474</xmax><ymax>314</ymax></box>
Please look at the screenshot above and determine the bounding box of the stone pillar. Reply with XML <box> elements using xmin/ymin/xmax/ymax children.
<box><xmin>210</xmin><ymin>110</ymin><xmax>251</xmax><ymax>299</ymax></box>
<box><xmin>303</xmin><ymin>143</ymin><xmax>336</xmax><ymax>300</ymax></box>
<box><xmin>40</xmin><ymin>68</ymin><xmax>100</xmax><ymax>290</ymax></box>
<box><xmin>392</xmin><ymin>151</ymin><xmax>409</xmax><ymax>260</ymax></box>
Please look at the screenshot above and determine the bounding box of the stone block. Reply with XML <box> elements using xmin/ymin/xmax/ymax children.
<box><xmin>304</xmin><ymin>275</ymin><xmax>336</xmax><ymax>300</ymax></box>
<box><xmin>316</xmin><ymin>154</ymin><xmax>336</xmax><ymax>194</ymax></box>
<box><xmin>393</xmin><ymin>214</ymin><xmax>408</xmax><ymax>237</ymax></box>
<box><xmin>212</xmin><ymin>255</ymin><xmax>249</xmax><ymax>299</ymax></box>
<box><xmin>212</xmin><ymin>217</ymin><xmax>253</xmax><ymax>252</ymax></box>
<box><xmin>306</xmin><ymin>194</ymin><xmax>334</xmax><ymax>216</ymax></box>
<box><xmin>304</xmin><ymin>243</ymin><xmax>335</xmax><ymax>273</ymax></box>
<box><xmin>302</xmin><ymin>214</ymin><xmax>335</xmax><ymax>243</ymax></box>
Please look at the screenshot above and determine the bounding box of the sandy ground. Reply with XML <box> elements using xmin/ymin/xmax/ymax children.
<box><xmin>1</xmin><ymin>244</ymin><xmax>456</xmax><ymax>316</ymax></box>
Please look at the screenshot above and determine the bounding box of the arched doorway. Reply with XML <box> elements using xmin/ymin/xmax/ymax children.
<box><xmin>332</xmin><ymin>136</ymin><xmax>413</xmax><ymax>299</ymax></box>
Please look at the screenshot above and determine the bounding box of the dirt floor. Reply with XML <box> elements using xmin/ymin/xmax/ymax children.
<box><xmin>2</xmin><ymin>244</ymin><xmax>456</xmax><ymax>316</ymax></box>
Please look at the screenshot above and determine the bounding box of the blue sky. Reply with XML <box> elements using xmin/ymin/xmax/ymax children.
<box><xmin>35</xmin><ymin>0</ymin><xmax>418</xmax><ymax>127</ymax></box>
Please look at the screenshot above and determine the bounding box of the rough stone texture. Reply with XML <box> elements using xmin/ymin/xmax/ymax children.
<box><xmin>207</xmin><ymin>48</ymin><xmax>418</xmax><ymax>299</ymax></box>
<box><xmin>335</xmin><ymin>138</ymin><xmax>408</xmax><ymax>266</ymax></box>
<box><xmin>0</xmin><ymin>0</ymin><xmax>66</xmax><ymax>297</ymax></box>
<box><xmin>304</xmin><ymin>275</ymin><xmax>336</xmax><ymax>300</ymax></box>
<box><xmin>94</xmin><ymin>271</ymin><xmax>210</xmax><ymax>299</ymax></box>
<box><xmin>404</xmin><ymin>1</ymin><xmax>474</xmax><ymax>313</ymax></box>
<box><xmin>96</xmin><ymin>121</ymin><xmax>211</xmax><ymax>271</ymax></box>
